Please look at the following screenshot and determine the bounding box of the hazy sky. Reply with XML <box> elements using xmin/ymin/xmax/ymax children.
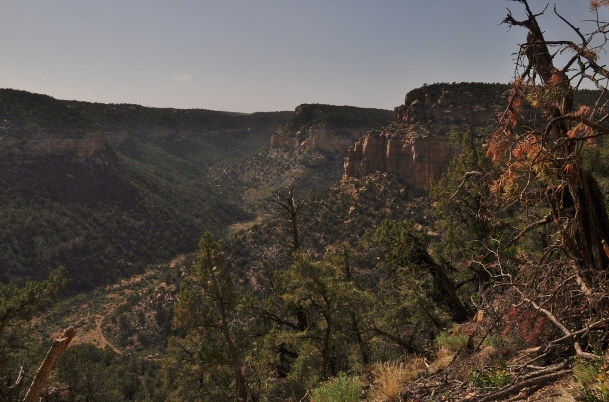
<box><xmin>0</xmin><ymin>1</ymin><xmax>603</xmax><ymax>113</ymax></box>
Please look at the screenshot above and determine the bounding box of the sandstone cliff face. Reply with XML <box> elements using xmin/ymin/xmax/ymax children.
<box><xmin>0</xmin><ymin>129</ymin><xmax>108</xmax><ymax>159</ymax></box>
<box><xmin>343</xmin><ymin>125</ymin><xmax>453</xmax><ymax>192</ymax></box>
<box><xmin>271</xmin><ymin>124</ymin><xmax>369</xmax><ymax>152</ymax></box>
<box><xmin>394</xmin><ymin>83</ymin><xmax>505</xmax><ymax>125</ymax></box>
<box><xmin>271</xmin><ymin>104</ymin><xmax>393</xmax><ymax>153</ymax></box>
<box><xmin>344</xmin><ymin>83</ymin><xmax>508</xmax><ymax>192</ymax></box>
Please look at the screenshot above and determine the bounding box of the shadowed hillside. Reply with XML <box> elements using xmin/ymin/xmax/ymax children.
<box><xmin>0</xmin><ymin>89</ymin><xmax>291</xmax><ymax>290</ymax></box>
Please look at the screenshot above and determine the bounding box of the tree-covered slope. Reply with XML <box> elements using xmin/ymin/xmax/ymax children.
<box><xmin>0</xmin><ymin>89</ymin><xmax>292</xmax><ymax>290</ymax></box>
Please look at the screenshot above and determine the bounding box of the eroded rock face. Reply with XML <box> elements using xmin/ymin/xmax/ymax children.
<box><xmin>343</xmin><ymin>124</ymin><xmax>453</xmax><ymax>192</ymax></box>
<box><xmin>272</xmin><ymin>125</ymin><xmax>368</xmax><ymax>152</ymax></box>
<box><xmin>271</xmin><ymin>104</ymin><xmax>393</xmax><ymax>153</ymax></box>
<box><xmin>0</xmin><ymin>129</ymin><xmax>108</xmax><ymax>159</ymax></box>
<box><xmin>344</xmin><ymin>83</ymin><xmax>508</xmax><ymax>192</ymax></box>
<box><xmin>394</xmin><ymin>83</ymin><xmax>505</xmax><ymax>125</ymax></box>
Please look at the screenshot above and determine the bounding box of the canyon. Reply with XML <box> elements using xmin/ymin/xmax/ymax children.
<box><xmin>1</xmin><ymin>84</ymin><xmax>509</xmax><ymax>194</ymax></box>
<box><xmin>269</xmin><ymin>83</ymin><xmax>509</xmax><ymax>192</ymax></box>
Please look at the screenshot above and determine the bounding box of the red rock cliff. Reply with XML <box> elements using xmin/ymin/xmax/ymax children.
<box><xmin>343</xmin><ymin>124</ymin><xmax>453</xmax><ymax>192</ymax></box>
<box><xmin>343</xmin><ymin>83</ymin><xmax>507</xmax><ymax>191</ymax></box>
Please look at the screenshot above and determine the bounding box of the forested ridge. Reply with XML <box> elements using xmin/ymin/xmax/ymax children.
<box><xmin>0</xmin><ymin>89</ymin><xmax>295</xmax><ymax>290</ymax></box>
<box><xmin>5</xmin><ymin>1</ymin><xmax>609</xmax><ymax>401</ymax></box>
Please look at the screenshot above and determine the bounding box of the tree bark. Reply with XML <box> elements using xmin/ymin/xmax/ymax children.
<box><xmin>24</xmin><ymin>327</ymin><xmax>76</xmax><ymax>402</ymax></box>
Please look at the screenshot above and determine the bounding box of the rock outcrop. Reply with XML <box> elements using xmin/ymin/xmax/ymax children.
<box><xmin>0</xmin><ymin>129</ymin><xmax>108</xmax><ymax>159</ymax></box>
<box><xmin>271</xmin><ymin>104</ymin><xmax>393</xmax><ymax>153</ymax></box>
<box><xmin>344</xmin><ymin>83</ymin><xmax>509</xmax><ymax>191</ymax></box>
<box><xmin>344</xmin><ymin>124</ymin><xmax>453</xmax><ymax>192</ymax></box>
<box><xmin>394</xmin><ymin>83</ymin><xmax>506</xmax><ymax>125</ymax></box>
<box><xmin>271</xmin><ymin>124</ymin><xmax>368</xmax><ymax>152</ymax></box>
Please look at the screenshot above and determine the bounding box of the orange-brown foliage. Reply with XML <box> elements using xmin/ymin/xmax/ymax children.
<box><xmin>502</xmin><ymin>306</ymin><xmax>550</xmax><ymax>347</ymax></box>
<box><xmin>591</xmin><ymin>1</ymin><xmax>609</xmax><ymax>10</ymax></box>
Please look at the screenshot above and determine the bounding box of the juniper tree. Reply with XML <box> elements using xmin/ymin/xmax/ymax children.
<box><xmin>164</xmin><ymin>232</ymin><xmax>254</xmax><ymax>402</ymax></box>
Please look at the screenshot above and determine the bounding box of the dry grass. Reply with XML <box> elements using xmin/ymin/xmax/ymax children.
<box><xmin>371</xmin><ymin>358</ymin><xmax>427</xmax><ymax>402</ymax></box>
<box><xmin>429</xmin><ymin>347</ymin><xmax>455</xmax><ymax>371</ymax></box>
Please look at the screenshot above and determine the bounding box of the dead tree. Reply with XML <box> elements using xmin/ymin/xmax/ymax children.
<box><xmin>24</xmin><ymin>327</ymin><xmax>76</xmax><ymax>402</ymax></box>
<box><xmin>270</xmin><ymin>184</ymin><xmax>306</xmax><ymax>254</ymax></box>
<box><xmin>402</xmin><ymin>3</ymin><xmax>609</xmax><ymax>399</ymax></box>
<box><xmin>491</xmin><ymin>0</ymin><xmax>609</xmax><ymax>277</ymax></box>
<box><xmin>476</xmin><ymin>0</ymin><xmax>609</xmax><ymax>368</ymax></box>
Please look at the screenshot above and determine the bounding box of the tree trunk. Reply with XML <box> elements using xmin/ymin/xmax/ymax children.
<box><xmin>320</xmin><ymin>314</ymin><xmax>331</xmax><ymax>380</ymax></box>
<box><xmin>24</xmin><ymin>327</ymin><xmax>76</xmax><ymax>402</ymax></box>
<box><xmin>271</xmin><ymin>185</ymin><xmax>305</xmax><ymax>254</ymax></box>
<box><xmin>570</xmin><ymin>170</ymin><xmax>609</xmax><ymax>272</ymax></box>
<box><xmin>413</xmin><ymin>248</ymin><xmax>472</xmax><ymax>322</ymax></box>
<box><xmin>351</xmin><ymin>313</ymin><xmax>370</xmax><ymax>366</ymax></box>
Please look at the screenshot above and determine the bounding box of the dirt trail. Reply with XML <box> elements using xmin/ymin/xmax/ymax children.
<box><xmin>58</xmin><ymin>271</ymin><xmax>160</xmax><ymax>352</ymax></box>
<box><xmin>48</xmin><ymin>256</ymin><xmax>184</xmax><ymax>353</ymax></box>
<box><xmin>68</xmin><ymin>300</ymin><xmax>124</xmax><ymax>353</ymax></box>
<box><xmin>95</xmin><ymin>315</ymin><xmax>122</xmax><ymax>354</ymax></box>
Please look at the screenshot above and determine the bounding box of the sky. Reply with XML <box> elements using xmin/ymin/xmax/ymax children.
<box><xmin>0</xmin><ymin>1</ymin><xmax>604</xmax><ymax>113</ymax></box>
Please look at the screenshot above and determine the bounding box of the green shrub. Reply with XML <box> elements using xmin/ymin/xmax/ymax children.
<box><xmin>310</xmin><ymin>373</ymin><xmax>362</xmax><ymax>402</ymax></box>
<box><xmin>482</xmin><ymin>335</ymin><xmax>506</xmax><ymax>348</ymax></box>
<box><xmin>471</xmin><ymin>367</ymin><xmax>512</xmax><ymax>388</ymax></box>
<box><xmin>470</xmin><ymin>368</ymin><xmax>511</xmax><ymax>388</ymax></box>
<box><xmin>436</xmin><ymin>330</ymin><xmax>469</xmax><ymax>352</ymax></box>
<box><xmin>471</xmin><ymin>358</ymin><xmax>512</xmax><ymax>388</ymax></box>
<box><xmin>574</xmin><ymin>357</ymin><xmax>609</xmax><ymax>402</ymax></box>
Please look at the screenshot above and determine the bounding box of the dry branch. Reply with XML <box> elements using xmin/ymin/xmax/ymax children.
<box><xmin>546</xmin><ymin>318</ymin><xmax>609</xmax><ymax>348</ymax></box>
<box><xmin>475</xmin><ymin>367</ymin><xmax>571</xmax><ymax>402</ymax></box>
<box><xmin>23</xmin><ymin>327</ymin><xmax>76</xmax><ymax>402</ymax></box>
<box><xmin>9</xmin><ymin>367</ymin><xmax>24</xmax><ymax>392</ymax></box>
<box><xmin>513</xmin><ymin>286</ymin><xmax>598</xmax><ymax>359</ymax></box>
